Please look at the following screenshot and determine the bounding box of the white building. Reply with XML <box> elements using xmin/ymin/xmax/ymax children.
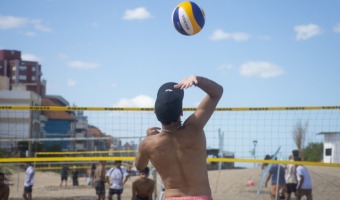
<box><xmin>318</xmin><ymin>132</ymin><xmax>340</xmax><ymax>163</ymax></box>
<box><xmin>0</xmin><ymin>88</ymin><xmax>42</xmax><ymax>150</ymax></box>
<box><xmin>72</xmin><ymin>110</ymin><xmax>88</xmax><ymax>151</ymax></box>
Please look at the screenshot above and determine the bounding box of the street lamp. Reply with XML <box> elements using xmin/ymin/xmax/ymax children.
<box><xmin>253</xmin><ymin>140</ymin><xmax>258</xmax><ymax>167</ymax></box>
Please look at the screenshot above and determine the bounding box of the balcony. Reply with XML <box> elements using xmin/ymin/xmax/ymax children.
<box><xmin>75</xmin><ymin>120</ymin><xmax>88</xmax><ymax>130</ymax></box>
<box><xmin>75</xmin><ymin>143</ymin><xmax>86</xmax><ymax>151</ymax></box>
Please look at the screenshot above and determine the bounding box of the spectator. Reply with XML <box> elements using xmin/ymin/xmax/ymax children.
<box><xmin>71</xmin><ymin>165</ymin><xmax>79</xmax><ymax>186</ymax></box>
<box><xmin>131</xmin><ymin>167</ymin><xmax>154</xmax><ymax>200</ymax></box>
<box><xmin>295</xmin><ymin>157</ymin><xmax>313</xmax><ymax>200</ymax></box>
<box><xmin>23</xmin><ymin>162</ymin><xmax>35</xmax><ymax>200</ymax></box>
<box><xmin>264</xmin><ymin>155</ymin><xmax>287</xmax><ymax>200</ymax></box>
<box><xmin>95</xmin><ymin>161</ymin><xmax>107</xmax><ymax>200</ymax></box>
<box><xmin>106</xmin><ymin>161</ymin><xmax>130</xmax><ymax>200</ymax></box>
<box><xmin>60</xmin><ymin>164</ymin><xmax>69</xmax><ymax>188</ymax></box>
<box><xmin>87</xmin><ymin>163</ymin><xmax>96</xmax><ymax>186</ymax></box>
<box><xmin>285</xmin><ymin>155</ymin><xmax>297</xmax><ymax>200</ymax></box>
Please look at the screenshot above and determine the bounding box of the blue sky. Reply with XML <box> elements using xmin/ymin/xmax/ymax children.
<box><xmin>1</xmin><ymin>0</ymin><xmax>340</xmax><ymax>108</ymax></box>
<box><xmin>1</xmin><ymin>1</ymin><xmax>340</xmax><ymax>166</ymax></box>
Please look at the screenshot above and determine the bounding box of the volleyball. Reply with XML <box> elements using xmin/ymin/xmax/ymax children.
<box><xmin>172</xmin><ymin>1</ymin><xmax>205</xmax><ymax>36</ymax></box>
<box><xmin>247</xmin><ymin>180</ymin><xmax>255</xmax><ymax>186</ymax></box>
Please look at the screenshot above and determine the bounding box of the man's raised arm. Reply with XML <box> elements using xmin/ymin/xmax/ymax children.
<box><xmin>175</xmin><ymin>75</ymin><xmax>223</xmax><ymax>129</ymax></box>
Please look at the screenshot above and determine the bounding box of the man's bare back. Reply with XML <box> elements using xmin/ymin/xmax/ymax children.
<box><xmin>135</xmin><ymin>75</ymin><xmax>223</xmax><ymax>199</ymax></box>
<box><xmin>142</xmin><ymin>126</ymin><xmax>210</xmax><ymax>197</ymax></box>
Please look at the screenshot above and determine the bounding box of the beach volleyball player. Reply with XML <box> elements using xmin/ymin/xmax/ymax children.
<box><xmin>135</xmin><ymin>75</ymin><xmax>223</xmax><ymax>200</ymax></box>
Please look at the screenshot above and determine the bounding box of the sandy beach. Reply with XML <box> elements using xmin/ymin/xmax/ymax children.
<box><xmin>6</xmin><ymin>166</ymin><xmax>340</xmax><ymax>200</ymax></box>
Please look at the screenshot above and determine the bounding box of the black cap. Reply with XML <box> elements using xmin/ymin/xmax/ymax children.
<box><xmin>140</xmin><ymin>167</ymin><xmax>150</xmax><ymax>174</ymax></box>
<box><xmin>264</xmin><ymin>154</ymin><xmax>271</xmax><ymax>160</ymax></box>
<box><xmin>155</xmin><ymin>82</ymin><xmax>184</xmax><ymax>125</ymax></box>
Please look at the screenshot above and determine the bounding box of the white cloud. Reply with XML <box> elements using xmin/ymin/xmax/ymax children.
<box><xmin>258</xmin><ymin>35</ymin><xmax>272</xmax><ymax>41</ymax></box>
<box><xmin>333</xmin><ymin>23</ymin><xmax>340</xmax><ymax>33</ymax></box>
<box><xmin>209</xmin><ymin>29</ymin><xmax>251</xmax><ymax>41</ymax></box>
<box><xmin>21</xmin><ymin>53</ymin><xmax>42</xmax><ymax>62</ymax></box>
<box><xmin>217</xmin><ymin>64</ymin><xmax>233</xmax><ymax>72</ymax></box>
<box><xmin>0</xmin><ymin>15</ymin><xmax>51</xmax><ymax>33</ymax></box>
<box><xmin>294</xmin><ymin>23</ymin><xmax>321</xmax><ymax>41</ymax></box>
<box><xmin>24</xmin><ymin>31</ymin><xmax>36</xmax><ymax>37</ymax></box>
<box><xmin>122</xmin><ymin>7</ymin><xmax>152</xmax><ymax>20</ymax></box>
<box><xmin>0</xmin><ymin>15</ymin><xmax>28</xmax><ymax>29</ymax></box>
<box><xmin>114</xmin><ymin>95</ymin><xmax>154</xmax><ymax>107</ymax></box>
<box><xmin>67</xmin><ymin>60</ymin><xmax>100</xmax><ymax>69</ymax></box>
<box><xmin>34</xmin><ymin>23</ymin><xmax>52</xmax><ymax>32</ymax></box>
<box><xmin>67</xmin><ymin>79</ymin><xmax>77</xmax><ymax>87</ymax></box>
<box><xmin>239</xmin><ymin>61</ymin><xmax>284</xmax><ymax>78</ymax></box>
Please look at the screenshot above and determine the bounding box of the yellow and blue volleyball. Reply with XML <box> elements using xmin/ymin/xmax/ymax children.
<box><xmin>172</xmin><ymin>1</ymin><xmax>205</xmax><ymax>36</ymax></box>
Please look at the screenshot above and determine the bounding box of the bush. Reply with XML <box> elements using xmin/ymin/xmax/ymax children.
<box><xmin>302</xmin><ymin>142</ymin><xmax>323</xmax><ymax>162</ymax></box>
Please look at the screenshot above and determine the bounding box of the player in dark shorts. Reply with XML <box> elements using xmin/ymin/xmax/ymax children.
<box><xmin>60</xmin><ymin>165</ymin><xmax>69</xmax><ymax>188</ymax></box>
<box><xmin>95</xmin><ymin>161</ymin><xmax>106</xmax><ymax>200</ymax></box>
<box><xmin>95</xmin><ymin>180</ymin><xmax>106</xmax><ymax>196</ymax></box>
<box><xmin>109</xmin><ymin>188</ymin><xmax>123</xmax><ymax>197</ymax></box>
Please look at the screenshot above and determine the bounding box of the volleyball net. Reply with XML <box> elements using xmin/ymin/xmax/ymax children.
<box><xmin>1</xmin><ymin>105</ymin><xmax>340</xmax><ymax>169</ymax></box>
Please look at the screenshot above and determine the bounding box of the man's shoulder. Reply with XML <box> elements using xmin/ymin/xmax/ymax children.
<box><xmin>296</xmin><ymin>166</ymin><xmax>305</xmax><ymax>174</ymax></box>
<box><xmin>27</xmin><ymin>166</ymin><xmax>34</xmax><ymax>172</ymax></box>
<box><xmin>140</xmin><ymin>134</ymin><xmax>162</xmax><ymax>149</ymax></box>
<box><xmin>107</xmin><ymin>167</ymin><xmax>117</xmax><ymax>173</ymax></box>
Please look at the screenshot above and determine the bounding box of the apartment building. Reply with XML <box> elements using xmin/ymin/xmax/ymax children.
<box><xmin>0</xmin><ymin>89</ymin><xmax>42</xmax><ymax>155</ymax></box>
<box><xmin>0</xmin><ymin>49</ymin><xmax>46</xmax><ymax>96</ymax></box>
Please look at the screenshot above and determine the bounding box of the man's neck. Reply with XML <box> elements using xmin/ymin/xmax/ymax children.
<box><xmin>162</xmin><ymin>121</ymin><xmax>182</xmax><ymax>133</ymax></box>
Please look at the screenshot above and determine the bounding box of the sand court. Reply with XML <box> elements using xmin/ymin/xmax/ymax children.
<box><xmin>4</xmin><ymin>166</ymin><xmax>340</xmax><ymax>200</ymax></box>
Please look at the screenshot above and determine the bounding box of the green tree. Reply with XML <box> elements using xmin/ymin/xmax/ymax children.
<box><xmin>0</xmin><ymin>148</ymin><xmax>7</xmax><ymax>157</ymax></box>
<box><xmin>44</xmin><ymin>144</ymin><xmax>62</xmax><ymax>152</ymax></box>
<box><xmin>302</xmin><ymin>142</ymin><xmax>323</xmax><ymax>162</ymax></box>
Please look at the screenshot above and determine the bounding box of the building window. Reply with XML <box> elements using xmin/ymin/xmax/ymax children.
<box><xmin>325</xmin><ymin>148</ymin><xmax>332</xmax><ymax>156</ymax></box>
<box><xmin>31</xmin><ymin>76</ymin><xmax>36</xmax><ymax>81</ymax></box>
<box><xmin>12</xmin><ymin>76</ymin><xmax>16</xmax><ymax>80</ymax></box>
<box><xmin>19</xmin><ymin>75</ymin><xmax>27</xmax><ymax>80</ymax></box>
<box><xmin>32</xmin><ymin>66</ymin><xmax>36</xmax><ymax>71</ymax></box>
<box><xmin>19</xmin><ymin>66</ymin><xmax>27</xmax><ymax>71</ymax></box>
<box><xmin>12</xmin><ymin>66</ymin><xmax>16</xmax><ymax>71</ymax></box>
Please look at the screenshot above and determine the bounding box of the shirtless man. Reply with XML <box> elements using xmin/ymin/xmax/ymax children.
<box><xmin>0</xmin><ymin>172</ymin><xmax>9</xmax><ymax>200</ymax></box>
<box><xmin>135</xmin><ymin>75</ymin><xmax>223</xmax><ymax>200</ymax></box>
<box><xmin>94</xmin><ymin>161</ymin><xmax>106</xmax><ymax>200</ymax></box>
<box><xmin>131</xmin><ymin>167</ymin><xmax>154</xmax><ymax>200</ymax></box>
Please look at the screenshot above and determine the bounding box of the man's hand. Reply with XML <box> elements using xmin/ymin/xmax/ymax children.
<box><xmin>146</xmin><ymin>127</ymin><xmax>161</xmax><ymax>136</ymax></box>
<box><xmin>296</xmin><ymin>188</ymin><xmax>301</xmax><ymax>196</ymax></box>
<box><xmin>174</xmin><ymin>75</ymin><xmax>198</xmax><ymax>89</ymax></box>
